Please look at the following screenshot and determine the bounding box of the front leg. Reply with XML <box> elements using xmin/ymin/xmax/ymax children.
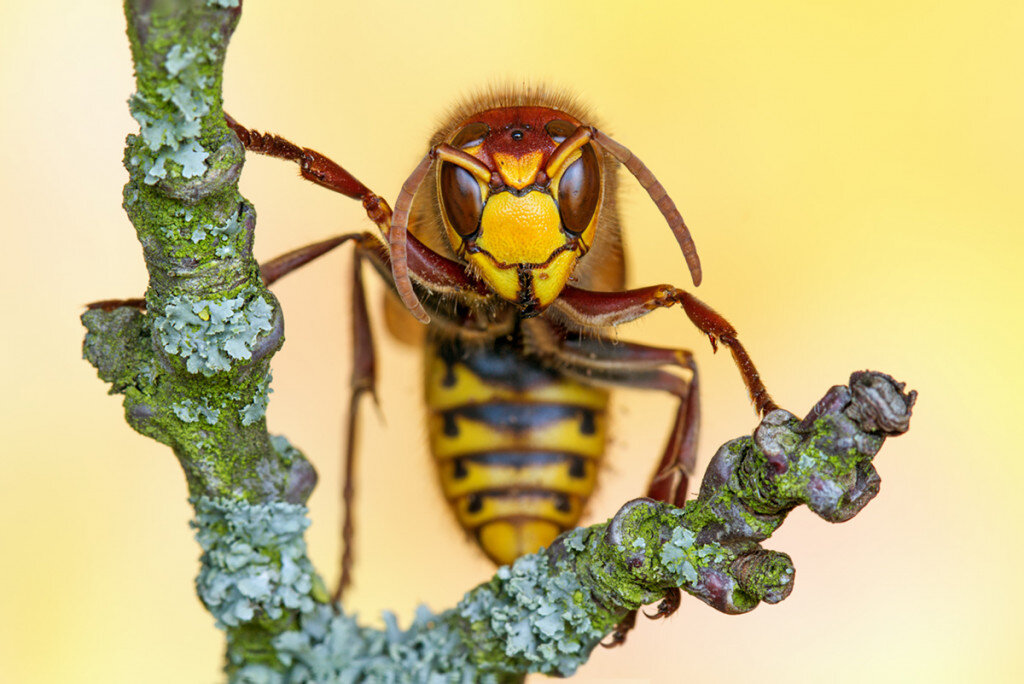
<box><xmin>554</xmin><ymin>285</ymin><xmax>777</xmax><ymax>416</ymax></box>
<box><xmin>224</xmin><ymin>114</ymin><xmax>393</xmax><ymax>232</ymax></box>
<box><xmin>220</xmin><ymin>115</ymin><xmax>488</xmax><ymax>304</ymax></box>
<box><xmin>257</xmin><ymin>231</ymin><xmax>486</xmax><ymax>305</ymax></box>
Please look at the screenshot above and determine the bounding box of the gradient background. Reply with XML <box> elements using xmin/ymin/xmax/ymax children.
<box><xmin>2</xmin><ymin>1</ymin><xmax>1022</xmax><ymax>682</ymax></box>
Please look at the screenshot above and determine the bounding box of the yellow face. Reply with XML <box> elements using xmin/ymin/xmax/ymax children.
<box><xmin>435</xmin><ymin>108</ymin><xmax>603</xmax><ymax>314</ymax></box>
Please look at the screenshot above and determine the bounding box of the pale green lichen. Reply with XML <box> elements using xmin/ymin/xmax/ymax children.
<box><xmin>129</xmin><ymin>42</ymin><xmax>214</xmax><ymax>183</ymax></box>
<box><xmin>228</xmin><ymin>545</ymin><xmax>607</xmax><ymax>682</ymax></box>
<box><xmin>154</xmin><ymin>288</ymin><xmax>273</xmax><ymax>375</ymax></box>
<box><xmin>659</xmin><ymin>525</ymin><xmax>729</xmax><ymax>585</ymax></box>
<box><xmin>162</xmin><ymin>206</ymin><xmax>195</xmax><ymax>240</ymax></box>
<box><xmin>240</xmin><ymin>605</ymin><xmax>495</xmax><ymax>684</ymax></box>
<box><xmin>173</xmin><ymin>398</ymin><xmax>221</xmax><ymax>425</ymax></box>
<box><xmin>181</xmin><ymin>206</ymin><xmax>245</xmax><ymax>256</ymax></box>
<box><xmin>209</xmin><ymin>207</ymin><xmax>245</xmax><ymax>257</ymax></box>
<box><xmin>209</xmin><ymin>206</ymin><xmax>244</xmax><ymax>239</ymax></box>
<box><xmin>240</xmin><ymin>372</ymin><xmax>272</xmax><ymax>426</ymax></box>
<box><xmin>201</xmin><ymin>508</ymin><xmax>614</xmax><ymax>682</ymax></box>
<box><xmin>192</xmin><ymin>497</ymin><xmax>319</xmax><ymax>629</ymax></box>
<box><xmin>270</xmin><ymin>435</ymin><xmax>300</xmax><ymax>465</ymax></box>
<box><xmin>561</xmin><ymin>528</ymin><xmax>587</xmax><ymax>553</ymax></box>
<box><xmin>459</xmin><ymin>553</ymin><xmax>606</xmax><ymax>677</ymax></box>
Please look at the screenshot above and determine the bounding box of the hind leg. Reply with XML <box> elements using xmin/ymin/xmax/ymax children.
<box><xmin>522</xmin><ymin>321</ymin><xmax>703</xmax><ymax>645</ymax></box>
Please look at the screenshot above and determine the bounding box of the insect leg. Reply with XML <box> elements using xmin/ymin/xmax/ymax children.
<box><xmin>85</xmin><ymin>297</ymin><xmax>147</xmax><ymax>311</ymax></box>
<box><xmin>260</xmin><ymin>233</ymin><xmax>370</xmax><ymax>285</ymax></box>
<box><xmin>565</xmin><ymin>359</ymin><xmax>699</xmax><ymax>506</ymax></box>
<box><xmin>523</xmin><ymin>321</ymin><xmax>701</xmax><ymax>646</ymax></box>
<box><xmin>259</xmin><ymin>228</ymin><xmax>484</xmax><ymax>308</ymax></box>
<box><xmin>89</xmin><ymin>220</ymin><xmax>483</xmax><ymax>312</ymax></box>
<box><xmin>224</xmin><ymin>114</ymin><xmax>393</xmax><ymax>231</ymax></box>
<box><xmin>251</xmin><ymin>232</ymin><xmax>380</xmax><ymax>602</ymax></box>
<box><xmin>600</xmin><ymin>608</ymin><xmax>637</xmax><ymax>649</ymax></box>
<box><xmin>255</xmin><ymin>228</ymin><xmax>482</xmax><ymax>601</ymax></box>
<box><xmin>333</xmin><ymin>248</ymin><xmax>377</xmax><ymax>603</ymax></box>
<box><xmin>524</xmin><ymin>323</ymin><xmax>700</xmax><ymax>508</ymax></box>
<box><xmin>227</xmin><ymin>114</ymin><xmax>495</xmax><ymax>306</ymax></box>
<box><xmin>280</xmin><ymin>235</ymin><xmax>483</xmax><ymax>601</ymax></box>
<box><xmin>554</xmin><ymin>285</ymin><xmax>777</xmax><ymax>416</ymax></box>
<box><xmin>84</xmin><ymin>233</ymin><xmax>368</xmax><ymax>310</ymax></box>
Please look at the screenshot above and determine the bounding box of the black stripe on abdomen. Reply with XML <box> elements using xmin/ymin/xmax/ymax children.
<box><xmin>441</xmin><ymin>402</ymin><xmax>597</xmax><ymax>436</ymax></box>
<box><xmin>451</xmin><ymin>450</ymin><xmax>588</xmax><ymax>479</ymax></box>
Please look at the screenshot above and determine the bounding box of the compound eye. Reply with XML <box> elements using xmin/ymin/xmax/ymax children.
<box><xmin>451</xmin><ymin>122</ymin><xmax>490</xmax><ymax>149</ymax></box>
<box><xmin>440</xmin><ymin>162</ymin><xmax>484</xmax><ymax>237</ymax></box>
<box><xmin>556</xmin><ymin>143</ymin><xmax>600</xmax><ymax>235</ymax></box>
<box><xmin>545</xmin><ymin>119</ymin><xmax>577</xmax><ymax>143</ymax></box>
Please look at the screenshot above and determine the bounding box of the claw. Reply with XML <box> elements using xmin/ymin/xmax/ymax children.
<box><xmin>643</xmin><ymin>587</ymin><xmax>681</xmax><ymax>620</ymax></box>
<box><xmin>600</xmin><ymin>609</ymin><xmax>638</xmax><ymax>648</ymax></box>
<box><xmin>85</xmin><ymin>297</ymin><xmax>146</xmax><ymax>312</ymax></box>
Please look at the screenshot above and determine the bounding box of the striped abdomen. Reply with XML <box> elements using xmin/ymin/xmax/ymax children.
<box><xmin>424</xmin><ymin>334</ymin><xmax>609</xmax><ymax>565</ymax></box>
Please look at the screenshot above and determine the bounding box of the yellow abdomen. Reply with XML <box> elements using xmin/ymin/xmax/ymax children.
<box><xmin>424</xmin><ymin>333</ymin><xmax>609</xmax><ymax>565</ymax></box>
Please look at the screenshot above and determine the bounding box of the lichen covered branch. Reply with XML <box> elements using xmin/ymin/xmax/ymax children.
<box><xmin>84</xmin><ymin>1</ymin><xmax>916</xmax><ymax>681</ymax></box>
<box><xmin>92</xmin><ymin>0</ymin><xmax>315</xmax><ymax>504</ymax></box>
<box><xmin>203</xmin><ymin>373</ymin><xmax>915</xmax><ymax>682</ymax></box>
<box><xmin>85</xmin><ymin>0</ymin><xmax>319</xmax><ymax>672</ymax></box>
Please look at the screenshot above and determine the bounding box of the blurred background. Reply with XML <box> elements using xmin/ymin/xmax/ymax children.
<box><xmin>2</xmin><ymin>1</ymin><xmax>1022</xmax><ymax>682</ymax></box>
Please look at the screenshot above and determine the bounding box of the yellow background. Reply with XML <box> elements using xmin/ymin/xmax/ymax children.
<box><xmin>2</xmin><ymin>1</ymin><xmax>1022</xmax><ymax>682</ymax></box>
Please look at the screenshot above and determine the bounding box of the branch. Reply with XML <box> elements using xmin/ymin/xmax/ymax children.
<box><xmin>86</xmin><ymin>0</ymin><xmax>319</xmax><ymax>670</ymax></box>
<box><xmin>83</xmin><ymin>2</ymin><xmax>917</xmax><ymax>681</ymax></box>
<box><xmin>219</xmin><ymin>372</ymin><xmax>915</xmax><ymax>682</ymax></box>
